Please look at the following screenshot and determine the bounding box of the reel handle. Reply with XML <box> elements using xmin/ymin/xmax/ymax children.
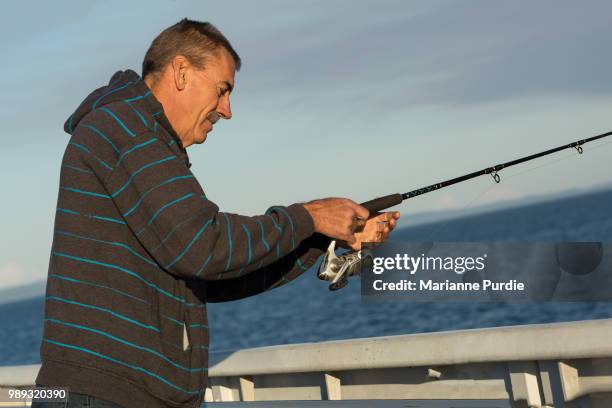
<box><xmin>360</xmin><ymin>193</ymin><xmax>403</xmax><ymax>213</ymax></box>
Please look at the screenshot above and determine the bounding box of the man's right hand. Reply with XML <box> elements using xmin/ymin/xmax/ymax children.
<box><xmin>302</xmin><ymin>198</ymin><xmax>369</xmax><ymax>245</ymax></box>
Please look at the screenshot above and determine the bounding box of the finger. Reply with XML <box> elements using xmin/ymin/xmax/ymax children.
<box><xmin>368</xmin><ymin>211</ymin><xmax>382</xmax><ymax>220</ymax></box>
<box><xmin>344</xmin><ymin>231</ymin><xmax>357</xmax><ymax>244</ymax></box>
<box><xmin>393</xmin><ymin>211</ymin><xmax>400</xmax><ymax>220</ymax></box>
<box><xmin>352</xmin><ymin>203</ymin><xmax>370</xmax><ymax>221</ymax></box>
<box><xmin>381</xmin><ymin>226</ymin><xmax>390</xmax><ymax>240</ymax></box>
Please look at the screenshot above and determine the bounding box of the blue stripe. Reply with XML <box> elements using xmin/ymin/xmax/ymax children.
<box><xmin>165</xmin><ymin>219</ymin><xmax>213</xmax><ymax>269</ymax></box>
<box><xmin>295</xmin><ymin>255</ymin><xmax>308</xmax><ymax>272</ymax></box>
<box><xmin>152</xmin><ymin>110</ymin><xmax>162</xmax><ymax>117</ymax></box>
<box><xmin>90</xmin><ymin>215</ymin><xmax>126</xmax><ymax>224</ymax></box>
<box><xmin>188</xmin><ymin>323</ymin><xmax>208</xmax><ymax>329</ymax></box>
<box><xmin>185</xmin><ymin>302</ymin><xmax>205</xmax><ymax>308</ymax></box>
<box><xmin>270</xmin><ymin>207</ymin><xmax>296</xmax><ymax>249</ymax></box>
<box><xmin>61</xmin><ymin>186</ymin><xmax>111</xmax><ymax>199</ymax></box>
<box><xmin>56</xmin><ymin>230</ymin><xmax>158</xmax><ymax>268</ymax></box>
<box><xmin>195</xmin><ymin>253</ymin><xmax>213</xmax><ymax>277</ymax></box>
<box><xmin>151</xmin><ymin>207</ymin><xmax>210</xmax><ymax>252</ymax></box>
<box><xmin>124</xmin><ymin>100</ymin><xmax>148</xmax><ymax>128</ymax></box>
<box><xmin>52</xmin><ymin>251</ymin><xmax>186</xmax><ymax>304</ymax></box>
<box><xmin>161</xmin><ymin>315</ymin><xmax>184</xmax><ymax>327</ymax></box>
<box><xmin>266</xmin><ymin>215</ymin><xmax>282</xmax><ymax>259</ymax></box>
<box><xmin>112</xmin><ymin>155</ymin><xmax>176</xmax><ymax>197</ymax></box>
<box><xmin>267</xmin><ymin>214</ymin><xmax>282</xmax><ymax>233</ymax></box>
<box><xmin>256</xmin><ymin>220</ymin><xmax>270</xmax><ymax>252</ymax></box>
<box><xmin>57</xmin><ymin>208</ymin><xmax>126</xmax><ymax>225</ymax></box>
<box><xmin>62</xmin><ymin>164</ymin><xmax>92</xmax><ymax>174</ymax></box>
<box><xmin>46</xmin><ymin>296</ymin><xmax>158</xmax><ymax>332</ymax></box>
<box><xmin>42</xmin><ymin>338</ymin><xmax>201</xmax><ymax>395</ymax></box>
<box><xmin>96</xmin><ymin>157</ymin><xmax>113</xmax><ymax>171</ymax></box>
<box><xmin>241</xmin><ymin>224</ymin><xmax>252</xmax><ymax>264</ymax></box>
<box><xmin>92</xmin><ymin>81</ymin><xmax>136</xmax><ymax>109</ymax></box>
<box><xmin>57</xmin><ymin>208</ymin><xmax>79</xmax><ymax>215</ymax></box>
<box><xmin>223</xmin><ymin>213</ymin><xmax>233</xmax><ymax>271</ymax></box>
<box><xmin>45</xmin><ymin>318</ymin><xmax>205</xmax><ymax>373</ymax></box>
<box><xmin>116</xmin><ymin>138</ymin><xmax>157</xmax><ymax>166</ymax></box>
<box><xmin>69</xmin><ymin>142</ymin><xmax>113</xmax><ymax>170</ymax></box>
<box><xmin>123</xmin><ymin>175</ymin><xmax>194</xmax><ymax>217</ymax></box>
<box><xmin>153</xmin><ymin>121</ymin><xmax>158</xmax><ymax>133</ymax></box>
<box><xmin>57</xmin><ymin>209</ymin><xmax>126</xmax><ymax>225</ymax></box>
<box><xmin>49</xmin><ymin>273</ymin><xmax>148</xmax><ymax>305</ymax></box>
<box><xmin>100</xmin><ymin>107</ymin><xmax>136</xmax><ymax>137</ymax></box>
<box><xmin>69</xmin><ymin>142</ymin><xmax>91</xmax><ymax>154</ymax></box>
<box><xmin>124</xmin><ymin>91</ymin><xmax>151</xmax><ymax>103</ymax></box>
<box><xmin>148</xmin><ymin>193</ymin><xmax>194</xmax><ymax>225</ymax></box>
<box><xmin>82</xmin><ymin>125</ymin><xmax>119</xmax><ymax>153</ymax></box>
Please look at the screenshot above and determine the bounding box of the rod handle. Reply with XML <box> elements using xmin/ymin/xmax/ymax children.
<box><xmin>360</xmin><ymin>193</ymin><xmax>403</xmax><ymax>213</ymax></box>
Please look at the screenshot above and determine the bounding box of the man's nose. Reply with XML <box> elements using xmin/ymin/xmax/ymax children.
<box><xmin>217</xmin><ymin>96</ymin><xmax>232</xmax><ymax>120</ymax></box>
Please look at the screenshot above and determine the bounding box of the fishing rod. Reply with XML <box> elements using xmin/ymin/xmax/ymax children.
<box><xmin>318</xmin><ymin>129</ymin><xmax>612</xmax><ymax>290</ymax></box>
<box><xmin>359</xmin><ymin>129</ymin><xmax>612</xmax><ymax>213</ymax></box>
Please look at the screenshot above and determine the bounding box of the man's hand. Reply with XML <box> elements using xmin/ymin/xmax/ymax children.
<box><xmin>338</xmin><ymin>211</ymin><xmax>401</xmax><ymax>250</ymax></box>
<box><xmin>302</xmin><ymin>198</ymin><xmax>369</xmax><ymax>245</ymax></box>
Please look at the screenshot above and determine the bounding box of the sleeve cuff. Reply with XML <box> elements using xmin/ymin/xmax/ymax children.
<box><xmin>286</xmin><ymin>203</ymin><xmax>315</xmax><ymax>241</ymax></box>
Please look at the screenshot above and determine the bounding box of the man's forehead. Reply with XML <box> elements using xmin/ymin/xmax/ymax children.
<box><xmin>212</xmin><ymin>48</ymin><xmax>236</xmax><ymax>88</ymax></box>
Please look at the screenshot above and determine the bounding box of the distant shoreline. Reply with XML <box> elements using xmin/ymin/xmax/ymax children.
<box><xmin>3</xmin><ymin>186</ymin><xmax>612</xmax><ymax>305</ymax></box>
<box><xmin>0</xmin><ymin>281</ymin><xmax>46</xmax><ymax>306</ymax></box>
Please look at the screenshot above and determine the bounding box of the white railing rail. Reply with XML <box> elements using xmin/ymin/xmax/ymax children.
<box><xmin>2</xmin><ymin>319</ymin><xmax>612</xmax><ymax>407</ymax></box>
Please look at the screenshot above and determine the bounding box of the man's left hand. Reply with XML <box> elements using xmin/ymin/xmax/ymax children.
<box><xmin>338</xmin><ymin>211</ymin><xmax>400</xmax><ymax>251</ymax></box>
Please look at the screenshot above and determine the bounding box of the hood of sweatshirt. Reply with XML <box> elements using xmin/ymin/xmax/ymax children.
<box><xmin>63</xmin><ymin>69</ymin><xmax>190</xmax><ymax>165</ymax></box>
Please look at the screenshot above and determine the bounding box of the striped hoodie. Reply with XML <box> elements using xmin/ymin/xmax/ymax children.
<box><xmin>36</xmin><ymin>70</ymin><xmax>329</xmax><ymax>408</ymax></box>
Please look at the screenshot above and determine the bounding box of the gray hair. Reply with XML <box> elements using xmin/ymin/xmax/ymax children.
<box><xmin>142</xmin><ymin>18</ymin><xmax>241</xmax><ymax>82</ymax></box>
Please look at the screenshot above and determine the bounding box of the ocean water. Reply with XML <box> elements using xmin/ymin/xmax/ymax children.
<box><xmin>2</xmin><ymin>188</ymin><xmax>612</xmax><ymax>367</ymax></box>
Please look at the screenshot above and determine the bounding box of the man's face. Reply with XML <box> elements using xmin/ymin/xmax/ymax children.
<box><xmin>176</xmin><ymin>48</ymin><xmax>236</xmax><ymax>148</ymax></box>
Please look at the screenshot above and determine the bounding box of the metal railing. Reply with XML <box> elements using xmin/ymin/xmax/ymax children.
<box><xmin>2</xmin><ymin>319</ymin><xmax>612</xmax><ymax>407</ymax></box>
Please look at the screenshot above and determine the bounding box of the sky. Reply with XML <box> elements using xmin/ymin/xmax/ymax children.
<box><xmin>2</xmin><ymin>0</ymin><xmax>612</xmax><ymax>289</ymax></box>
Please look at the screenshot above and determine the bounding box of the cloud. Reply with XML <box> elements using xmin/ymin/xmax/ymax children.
<box><xmin>235</xmin><ymin>1</ymin><xmax>612</xmax><ymax>110</ymax></box>
<box><xmin>0</xmin><ymin>262</ymin><xmax>44</xmax><ymax>290</ymax></box>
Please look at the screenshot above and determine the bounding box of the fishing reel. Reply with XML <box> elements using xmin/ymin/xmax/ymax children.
<box><xmin>317</xmin><ymin>241</ymin><xmax>373</xmax><ymax>290</ymax></box>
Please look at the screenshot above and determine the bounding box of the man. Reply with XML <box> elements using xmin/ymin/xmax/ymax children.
<box><xmin>35</xmin><ymin>19</ymin><xmax>399</xmax><ymax>408</ymax></box>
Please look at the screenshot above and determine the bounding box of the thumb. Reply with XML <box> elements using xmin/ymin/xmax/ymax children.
<box><xmin>345</xmin><ymin>232</ymin><xmax>357</xmax><ymax>245</ymax></box>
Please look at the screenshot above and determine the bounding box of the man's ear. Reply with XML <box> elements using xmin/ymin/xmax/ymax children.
<box><xmin>171</xmin><ymin>56</ymin><xmax>189</xmax><ymax>91</ymax></box>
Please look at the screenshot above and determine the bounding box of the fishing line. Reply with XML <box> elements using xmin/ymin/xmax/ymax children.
<box><xmin>421</xmin><ymin>139</ymin><xmax>612</xmax><ymax>241</ymax></box>
<box><xmin>501</xmin><ymin>138</ymin><xmax>612</xmax><ymax>181</ymax></box>
<box><xmin>420</xmin><ymin>151</ymin><xmax>577</xmax><ymax>241</ymax></box>
<box><xmin>318</xmin><ymin>129</ymin><xmax>612</xmax><ymax>290</ymax></box>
